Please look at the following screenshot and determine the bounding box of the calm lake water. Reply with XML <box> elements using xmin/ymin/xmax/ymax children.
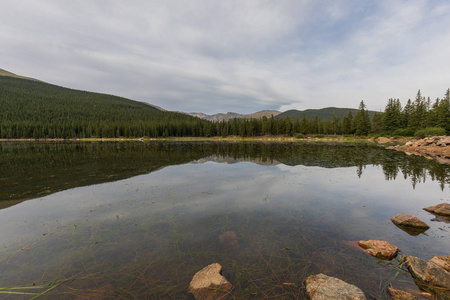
<box><xmin>0</xmin><ymin>141</ymin><xmax>449</xmax><ymax>299</ymax></box>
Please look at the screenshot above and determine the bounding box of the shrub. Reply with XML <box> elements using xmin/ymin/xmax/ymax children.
<box><xmin>393</xmin><ymin>128</ymin><xmax>415</xmax><ymax>137</ymax></box>
<box><xmin>295</xmin><ymin>133</ymin><xmax>305</xmax><ymax>139</ymax></box>
<box><xmin>414</xmin><ymin>127</ymin><xmax>446</xmax><ymax>139</ymax></box>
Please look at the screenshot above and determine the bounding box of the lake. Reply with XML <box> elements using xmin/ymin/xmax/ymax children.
<box><xmin>0</xmin><ymin>141</ymin><xmax>449</xmax><ymax>299</ymax></box>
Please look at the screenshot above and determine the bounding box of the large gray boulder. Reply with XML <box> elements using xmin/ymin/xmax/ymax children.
<box><xmin>424</xmin><ymin>203</ymin><xmax>450</xmax><ymax>217</ymax></box>
<box><xmin>188</xmin><ymin>263</ymin><xmax>232</xmax><ymax>300</ymax></box>
<box><xmin>304</xmin><ymin>273</ymin><xmax>366</xmax><ymax>300</ymax></box>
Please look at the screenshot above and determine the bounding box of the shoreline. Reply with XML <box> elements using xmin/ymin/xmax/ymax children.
<box><xmin>387</xmin><ymin>136</ymin><xmax>450</xmax><ymax>164</ymax></box>
<box><xmin>0</xmin><ymin>136</ymin><xmax>411</xmax><ymax>143</ymax></box>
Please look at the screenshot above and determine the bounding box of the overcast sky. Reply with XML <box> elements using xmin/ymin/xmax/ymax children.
<box><xmin>1</xmin><ymin>0</ymin><xmax>450</xmax><ymax>114</ymax></box>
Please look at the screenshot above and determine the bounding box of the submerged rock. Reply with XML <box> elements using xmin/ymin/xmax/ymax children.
<box><xmin>387</xmin><ymin>284</ymin><xmax>418</xmax><ymax>300</ymax></box>
<box><xmin>430</xmin><ymin>215</ymin><xmax>450</xmax><ymax>223</ymax></box>
<box><xmin>358</xmin><ymin>240</ymin><xmax>398</xmax><ymax>260</ymax></box>
<box><xmin>304</xmin><ymin>273</ymin><xmax>366</xmax><ymax>300</ymax></box>
<box><xmin>219</xmin><ymin>231</ymin><xmax>238</xmax><ymax>248</ymax></box>
<box><xmin>423</xmin><ymin>203</ymin><xmax>450</xmax><ymax>217</ymax></box>
<box><xmin>391</xmin><ymin>213</ymin><xmax>430</xmax><ymax>235</ymax></box>
<box><xmin>404</xmin><ymin>256</ymin><xmax>450</xmax><ymax>296</ymax></box>
<box><xmin>188</xmin><ymin>263</ymin><xmax>232</xmax><ymax>300</ymax></box>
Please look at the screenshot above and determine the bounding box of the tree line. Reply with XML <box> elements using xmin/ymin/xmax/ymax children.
<box><xmin>212</xmin><ymin>89</ymin><xmax>449</xmax><ymax>138</ymax></box>
<box><xmin>1</xmin><ymin>75</ymin><xmax>449</xmax><ymax>139</ymax></box>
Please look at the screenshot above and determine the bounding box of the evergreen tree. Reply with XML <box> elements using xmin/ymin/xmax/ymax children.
<box><xmin>437</xmin><ymin>89</ymin><xmax>450</xmax><ymax>133</ymax></box>
<box><xmin>371</xmin><ymin>113</ymin><xmax>383</xmax><ymax>134</ymax></box>
<box><xmin>409</xmin><ymin>90</ymin><xmax>427</xmax><ymax>129</ymax></box>
<box><xmin>331</xmin><ymin>113</ymin><xmax>341</xmax><ymax>135</ymax></box>
<box><xmin>299</xmin><ymin>115</ymin><xmax>309</xmax><ymax>134</ymax></box>
<box><xmin>382</xmin><ymin>98</ymin><xmax>402</xmax><ymax>133</ymax></box>
<box><xmin>402</xmin><ymin>99</ymin><xmax>413</xmax><ymax>128</ymax></box>
<box><xmin>353</xmin><ymin>101</ymin><xmax>371</xmax><ymax>136</ymax></box>
<box><xmin>342</xmin><ymin>111</ymin><xmax>353</xmax><ymax>135</ymax></box>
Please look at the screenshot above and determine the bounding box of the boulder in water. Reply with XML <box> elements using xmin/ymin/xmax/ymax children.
<box><xmin>188</xmin><ymin>263</ymin><xmax>232</xmax><ymax>300</ymax></box>
<box><xmin>391</xmin><ymin>213</ymin><xmax>430</xmax><ymax>235</ymax></box>
<box><xmin>404</xmin><ymin>256</ymin><xmax>450</xmax><ymax>298</ymax></box>
<box><xmin>423</xmin><ymin>203</ymin><xmax>450</xmax><ymax>217</ymax></box>
<box><xmin>358</xmin><ymin>240</ymin><xmax>398</xmax><ymax>260</ymax></box>
<box><xmin>304</xmin><ymin>273</ymin><xmax>366</xmax><ymax>300</ymax></box>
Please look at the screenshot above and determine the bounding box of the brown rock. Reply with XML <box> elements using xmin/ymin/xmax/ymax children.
<box><xmin>404</xmin><ymin>256</ymin><xmax>450</xmax><ymax>291</ymax></box>
<box><xmin>377</xmin><ymin>137</ymin><xmax>391</xmax><ymax>143</ymax></box>
<box><xmin>358</xmin><ymin>240</ymin><xmax>398</xmax><ymax>260</ymax></box>
<box><xmin>435</xmin><ymin>156</ymin><xmax>450</xmax><ymax>165</ymax></box>
<box><xmin>219</xmin><ymin>231</ymin><xmax>238</xmax><ymax>248</ymax></box>
<box><xmin>304</xmin><ymin>273</ymin><xmax>366</xmax><ymax>300</ymax></box>
<box><xmin>423</xmin><ymin>203</ymin><xmax>450</xmax><ymax>217</ymax></box>
<box><xmin>430</xmin><ymin>256</ymin><xmax>450</xmax><ymax>272</ymax></box>
<box><xmin>188</xmin><ymin>263</ymin><xmax>232</xmax><ymax>300</ymax></box>
<box><xmin>436</xmin><ymin>136</ymin><xmax>450</xmax><ymax>146</ymax></box>
<box><xmin>387</xmin><ymin>284</ymin><xmax>418</xmax><ymax>300</ymax></box>
<box><xmin>391</xmin><ymin>213</ymin><xmax>430</xmax><ymax>229</ymax></box>
<box><xmin>387</xmin><ymin>136</ymin><xmax>450</xmax><ymax>164</ymax></box>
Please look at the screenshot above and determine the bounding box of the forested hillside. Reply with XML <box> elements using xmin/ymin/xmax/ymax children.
<box><xmin>1</xmin><ymin>72</ymin><xmax>448</xmax><ymax>139</ymax></box>
<box><xmin>0</xmin><ymin>76</ymin><xmax>211</xmax><ymax>138</ymax></box>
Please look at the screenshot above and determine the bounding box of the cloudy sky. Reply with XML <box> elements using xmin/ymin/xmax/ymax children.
<box><xmin>1</xmin><ymin>0</ymin><xmax>450</xmax><ymax>114</ymax></box>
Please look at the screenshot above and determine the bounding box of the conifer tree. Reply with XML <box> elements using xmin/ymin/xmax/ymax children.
<box><xmin>409</xmin><ymin>90</ymin><xmax>427</xmax><ymax>129</ymax></box>
<box><xmin>342</xmin><ymin>111</ymin><xmax>353</xmax><ymax>135</ymax></box>
<box><xmin>353</xmin><ymin>101</ymin><xmax>371</xmax><ymax>136</ymax></box>
<box><xmin>300</xmin><ymin>115</ymin><xmax>309</xmax><ymax>134</ymax></box>
<box><xmin>437</xmin><ymin>89</ymin><xmax>450</xmax><ymax>133</ymax></box>
<box><xmin>402</xmin><ymin>99</ymin><xmax>413</xmax><ymax>128</ymax></box>
<box><xmin>371</xmin><ymin>113</ymin><xmax>383</xmax><ymax>134</ymax></box>
<box><xmin>382</xmin><ymin>98</ymin><xmax>402</xmax><ymax>132</ymax></box>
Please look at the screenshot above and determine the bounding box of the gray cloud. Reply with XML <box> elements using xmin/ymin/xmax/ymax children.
<box><xmin>1</xmin><ymin>0</ymin><xmax>450</xmax><ymax>114</ymax></box>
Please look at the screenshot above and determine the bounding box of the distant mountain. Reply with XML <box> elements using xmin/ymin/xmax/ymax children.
<box><xmin>277</xmin><ymin>107</ymin><xmax>378</xmax><ymax>121</ymax></box>
<box><xmin>242</xmin><ymin>110</ymin><xmax>281</xmax><ymax>119</ymax></box>
<box><xmin>0</xmin><ymin>68</ymin><xmax>210</xmax><ymax>139</ymax></box>
<box><xmin>188</xmin><ymin>112</ymin><xmax>241</xmax><ymax>122</ymax></box>
<box><xmin>188</xmin><ymin>110</ymin><xmax>281</xmax><ymax>121</ymax></box>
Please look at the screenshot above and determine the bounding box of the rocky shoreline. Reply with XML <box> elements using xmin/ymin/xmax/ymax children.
<box><xmin>188</xmin><ymin>203</ymin><xmax>450</xmax><ymax>299</ymax></box>
<box><xmin>386</xmin><ymin>136</ymin><xmax>450</xmax><ymax>164</ymax></box>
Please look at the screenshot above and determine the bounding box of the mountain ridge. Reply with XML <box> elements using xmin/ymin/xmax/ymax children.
<box><xmin>188</xmin><ymin>107</ymin><xmax>378</xmax><ymax>122</ymax></box>
<box><xmin>187</xmin><ymin>110</ymin><xmax>281</xmax><ymax>121</ymax></box>
<box><xmin>277</xmin><ymin>107</ymin><xmax>378</xmax><ymax>121</ymax></box>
